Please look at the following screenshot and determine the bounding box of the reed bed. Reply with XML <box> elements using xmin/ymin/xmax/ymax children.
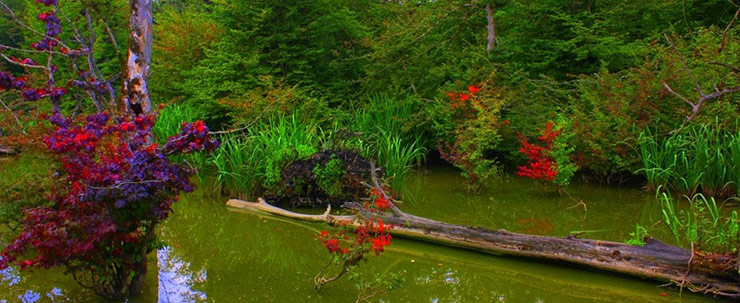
<box><xmin>638</xmin><ymin>123</ymin><xmax>740</xmax><ymax>198</ymax></box>
<box><xmin>659</xmin><ymin>192</ymin><xmax>739</xmax><ymax>253</ymax></box>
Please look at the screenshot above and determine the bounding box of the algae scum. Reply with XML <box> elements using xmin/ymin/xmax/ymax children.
<box><xmin>0</xmin><ymin>164</ymin><xmax>726</xmax><ymax>302</ymax></box>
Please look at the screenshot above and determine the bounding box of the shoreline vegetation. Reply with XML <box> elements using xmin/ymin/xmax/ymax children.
<box><xmin>1</xmin><ymin>0</ymin><xmax>739</xmax><ymax>301</ymax></box>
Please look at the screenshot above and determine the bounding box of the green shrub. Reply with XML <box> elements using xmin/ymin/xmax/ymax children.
<box><xmin>551</xmin><ymin>116</ymin><xmax>578</xmax><ymax>186</ymax></box>
<box><xmin>0</xmin><ymin>152</ymin><xmax>52</xmax><ymax>231</ymax></box>
<box><xmin>432</xmin><ymin>77</ymin><xmax>506</xmax><ymax>191</ymax></box>
<box><xmin>312</xmin><ymin>155</ymin><xmax>345</xmax><ymax>199</ymax></box>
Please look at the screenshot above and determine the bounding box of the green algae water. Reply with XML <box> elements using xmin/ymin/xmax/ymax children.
<box><xmin>0</xmin><ymin>164</ymin><xmax>728</xmax><ymax>302</ymax></box>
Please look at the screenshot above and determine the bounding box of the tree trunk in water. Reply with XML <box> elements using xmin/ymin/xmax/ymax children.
<box><xmin>121</xmin><ymin>0</ymin><xmax>153</xmax><ymax>116</ymax></box>
<box><xmin>126</xmin><ymin>249</ymin><xmax>148</xmax><ymax>295</ymax></box>
<box><xmin>127</xmin><ymin>223</ymin><xmax>155</xmax><ymax>295</ymax></box>
<box><xmin>227</xmin><ymin>198</ymin><xmax>740</xmax><ymax>299</ymax></box>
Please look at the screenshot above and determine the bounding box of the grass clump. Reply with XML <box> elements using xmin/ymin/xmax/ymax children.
<box><xmin>212</xmin><ymin>114</ymin><xmax>319</xmax><ymax>199</ymax></box>
<box><xmin>659</xmin><ymin>193</ymin><xmax>739</xmax><ymax>254</ymax></box>
<box><xmin>638</xmin><ymin>122</ymin><xmax>740</xmax><ymax>198</ymax></box>
<box><xmin>347</xmin><ymin>95</ymin><xmax>427</xmax><ymax>191</ymax></box>
<box><xmin>154</xmin><ymin>103</ymin><xmax>212</xmax><ymax>173</ymax></box>
<box><xmin>625</xmin><ymin>223</ymin><xmax>649</xmax><ymax>247</ymax></box>
<box><xmin>211</xmin><ymin>97</ymin><xmax>429</xmax><ymax>200</ymax></box>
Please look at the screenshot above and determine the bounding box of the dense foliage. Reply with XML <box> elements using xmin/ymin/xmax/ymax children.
<box><xmin>135</xmin><ymin>0</ymin><xmax>740</xmax><ymax>190</ymax></box>
<box><xmin>0</xmin><ymin>113</ymin><xmax>218</xmax><ymax>298</ymax></box>
<box><xmin>1</xmin><ymin>0</ymin><xmax>740</xmax><ymax>298</ymax></box>
<box><xmin>1</xmin><ymin>0</ymin><xmax>737</xmax><ymax>189</ymax></box>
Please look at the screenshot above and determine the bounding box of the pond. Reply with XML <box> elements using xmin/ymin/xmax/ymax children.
<box><xmin>0</xmin><ymin>164</ymin><xmax>727</xmax><ymax>303</ymax></box>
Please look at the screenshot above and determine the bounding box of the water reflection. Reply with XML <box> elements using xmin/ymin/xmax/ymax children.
<box><xmin>157</xmin><ymin>246</ymin><xmax>207</xmax><ymax>303</ymax></box>
<box><xmin>1</xmin><ymin>266</ymin><xmax>66</xmax><ymax>303</ymax></box>
<box><xmin>0</xmin><ymin>168</ymin><xmax>730</xmax><ymax>303</ymax></box>
<box><xmin>1</xmin><ymin>267</ymin><xmax>20</xmax><ymax>286</ymax></box>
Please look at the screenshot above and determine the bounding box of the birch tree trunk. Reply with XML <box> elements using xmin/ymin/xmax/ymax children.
<box><xmin>120</xmin><ymin>0</ymin><xmax>154</xmax><ymax>295</ymax></box>
<box><xmin>121</xmin><ymin>0</ymin><xmax>153</xmax><ymax>115</ymax></box>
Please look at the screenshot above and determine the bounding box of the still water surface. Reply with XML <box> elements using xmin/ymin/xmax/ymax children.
<box><xmin>0</xmin><ymin>165</ymin><xmax>727</xmax><ymax>302</ymax></box>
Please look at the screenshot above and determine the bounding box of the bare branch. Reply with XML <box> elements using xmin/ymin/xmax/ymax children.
<box><xmin>85</xmin><ymin>9</ymin><xmax>116</xmax><ymax>109</ymax></box>
<box><xmin>710</xmin><ymin>61</ymin><xmax>740</xmax><ymax>73</ymax></box>
<box><xmin>0</xmin><ymin>52</ymin><xmax>49</xmax><ymax>70</ymax></box>
<box><xmin>0</xmin><ymin>44</ymin><xmax>66</xmax><ymax>55</ymax></box>
<box><xmin>668</xmin><ymin>82</ymin><xmax>740</xmax><ymax>122</ymax></box>
<box><xmin>104</xmin><ymin>20</ymin><xmax>121</xmax><ymax>54</ymax></box>
<box><xmin>0</xmin><ymin>97</ymin><xmax>24</xmax><ymax>132</ymax></box>
<box><xmin>665</xmin><ymin>34</ymin><xmax>705</xmax><ymax>97</ymax></box>
<box><xmin>661</xmin><ymin>34</ymin><xmax>740</xmax><ymax>122</ymax></box>
<box><xmin>720</xmin><ymin>7</ymin><xmax>740</xmax><ymax>53</ymax></box>
<box><xmin>0</xmin><ymin>0</ymin><xmax>71</xmax><ymax>50</ymax></box>
<box><xmin>367</xmin><ymin>161</ymin><xmax>404</xmax><ymax>217</ymax></box>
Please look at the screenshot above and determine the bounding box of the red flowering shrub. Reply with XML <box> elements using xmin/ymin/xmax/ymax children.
<box><xmin>436</xmin><ymin>79</ymin><xmax>506</xmax><ymax>191</ymax></box>
<box><xmin>0</xmin><ymin>112</ymin><xmax>218</xmax><ymax>298</ymax></box>
<box><xmin>516</xmin><ymin>122</ymin><xmax>559</xmax><ymax>182</ymax></box>
<box><xmin>516</xmin><ymin>121</ymin><xmax>576</xmax><ymax>186</ymax></box>
<box><xmin>314</xmin><ymin>186</ymin><xmax>394</xmax><ymax>289</ymax></box>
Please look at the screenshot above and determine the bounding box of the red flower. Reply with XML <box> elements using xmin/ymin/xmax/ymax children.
<box><xmin>467</xmin><ymin>84</ymin><xmax>481</xmax><ymax>94</ymax></box>
<box><xmin>19</xmin><ymin>259</ymin><xmax>34</xmax><ymax>270</ymax></box>
<box><xmin>374</xmin><ymin>195</ymin><xmax>390</xmax><ymax>211</ymax></box>
<box><xmin>459</xmin><ymin>94</ymin><xmax>470</xmax><ymax>101</ymax></box>
<box><xmin>370</xmin><ymin>234</ymin><xmax>392</xmax><ymax>255</ymax></box>
<box><xmin>194</xmin><ymin>120</ymin><xmax>206</xmax><ymax>133</ymax></box>
<box><xmin>324</xmin><ymin>239</ymin><xmax>340</xmax><ymax>253</ymax></box>
<box><xmin>516</xmin><ymin>123</ymin><xmax>562</xmax><ymax>182</ymax></box>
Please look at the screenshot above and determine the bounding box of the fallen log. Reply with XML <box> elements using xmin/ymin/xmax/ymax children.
<box><xmin>0</xmin><ymin>145</ymin><xmax>17</xmax><ymax>156</ymax></box>
<box><xmin>227</xmin><ymin>198</ymin><xmax>740</xmax><ymax>300</ymax></box>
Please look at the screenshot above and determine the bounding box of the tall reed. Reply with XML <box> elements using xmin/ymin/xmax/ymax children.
<box><xmin>638</xmin><ymin>123</ymin><xmax>740</xmax><ymax>198</ymax></box>
<box><xmin>212</xmin><ymin>114</ymin><xmax>319</xmax><ymax>199</ymax></box>
<box><xmin>375</xmin><ymin>130</ymin><xmax>427</xmax><ymax>190</ymax></box>
<box><xmin>349</xmin><ymin>95</ymin><xmax>428</xmax><ymax>190</ymax></box>
<box><xmin>659</xmin><ymin>192</ymin><xmax>739</xmax><ymax>253</ymax></box>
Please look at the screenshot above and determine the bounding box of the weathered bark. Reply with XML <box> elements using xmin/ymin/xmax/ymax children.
<box><xmin>485</xmin><ymin>4</ymin><xmax>497</xmax><ymax>54</ymax></box>
<box><xmin>0</xmin><ymin>145</ymin><xmax>16</xmax><ymax>155</ymax></box>
<box><xmin>227</xmin><ymin>198</ymin><xmax>740</xmax><ymax>299</ymax></box>
<box><xmin>121</xmin><ymin>0</ymin><xmax>153</xmax><ymax>116</ymax></box>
